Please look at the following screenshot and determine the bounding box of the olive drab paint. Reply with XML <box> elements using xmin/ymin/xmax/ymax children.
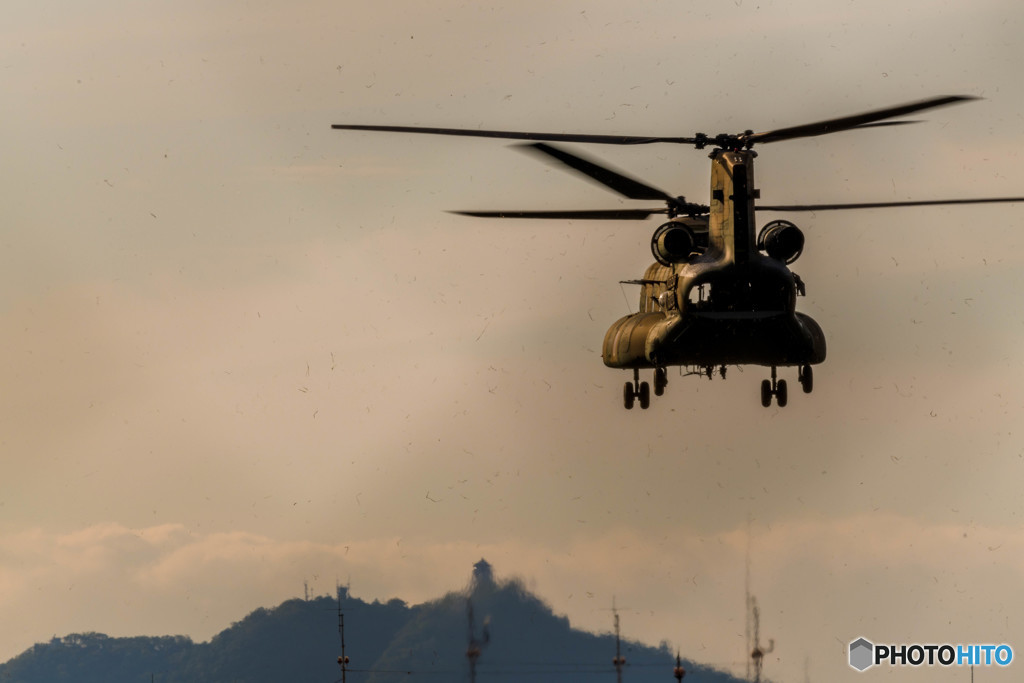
<box><xmin>600</xmin><ymin>147</ymin><xmax>826</xmax><ymax>408</ymax></box>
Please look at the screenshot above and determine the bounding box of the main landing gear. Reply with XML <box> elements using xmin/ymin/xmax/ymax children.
<box><xmin>620</xmin><ymin>364</ymin><xmax>815</xmax><ymax>409</ymax></box>
<box><xmin>623</xmin><ymin>369</ymin><xmax>649</xmax><ymax>410</ymax></box>
<box><xmin>654</xmin><ymin>367</ymin><xmax>668</xmax><ymax>396</ymax></box>
<box><xmin>760</xmin><ymin>364</ymin><xmax>813</xmax><ymax>408</ymax></box>
<box><xmin>624</xmin><ymin>367</ymin><xmax>668</xmax><ymax>410</ymax></box>
<box><xmin>798</xmin><ymin>364</ymin><xmax>813</xmax><ymax>393</ymax></box>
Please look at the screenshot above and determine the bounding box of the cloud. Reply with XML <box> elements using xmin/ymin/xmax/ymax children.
<box><xmin>3</xmin><ymin>514</ymin><xmax>1023</xmax><ymax>680</ymax></box>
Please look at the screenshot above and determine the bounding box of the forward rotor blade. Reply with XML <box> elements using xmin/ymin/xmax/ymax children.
<box><xmin>331</xmin><ymin>124</ymin><xmax>697</xmax><ymax>145</ymax></box>
<box><xmin>449</xmin><ymin>208</ymin><xmax>668</xmax><ymax>220</ymax></box>
<box><xmin>742</xmin><ymin>95</ymin><xmax>978</xmax><ymax>145</ymax></box>
<box><xmin>521</xmin><ymin>143</ymin><xmax>675</xmax><ymax>201</ymax></box>
<box><xmin>851</xmin><ymin>120</ymin><xmax>921</xmax><ymax>130</ymax></box>
<box><xmin>757</xmin><ymin>196</ymin><xmax>1024</xmax><ymax>212</ymax></box>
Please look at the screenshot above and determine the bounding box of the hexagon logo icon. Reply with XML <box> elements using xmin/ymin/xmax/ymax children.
<box><xmin>849</xmin><ymin>637</ymin><xmax>874</xmax><ymax>671</ymax></box>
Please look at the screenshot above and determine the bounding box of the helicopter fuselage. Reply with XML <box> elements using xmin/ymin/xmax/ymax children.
<box><xmin>602</xmin><ymin>149</ymin><xmax>827</xmax><ymax>372</ymax></box>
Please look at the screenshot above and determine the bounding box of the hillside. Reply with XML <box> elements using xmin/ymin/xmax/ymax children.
<box><xmin>0</xmin><ymin>561</ymin><xmax>747</xmax><ymax>683</ymax></box>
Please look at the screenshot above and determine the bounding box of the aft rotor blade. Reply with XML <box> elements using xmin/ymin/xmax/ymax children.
<box><xmin>757</xmin><ymin>196</ymin><xmax>1024</xmax><ymax>212</ymax></box>
<box><xmin>742</xmin><ymin>95</ymin><xmax>978</xmax><ymax>145</ymax></box>
<box><xmin>449</xmin><ymin>208</ymin><xmax>668</xmax><ymax>220</ymax></box>
<box><xmin>331</xmin><ymin>124</ymin><xmax>698</xmax><ymax>146</ymax></box>
<box><xmin>521</xmin><ymin>143</ymin><xmax>675</xmax><ymax>201</ymax></box>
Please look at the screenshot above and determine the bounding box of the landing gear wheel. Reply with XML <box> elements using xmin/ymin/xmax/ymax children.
<box><xmin>776</xmin><ymin>379</ymin><xmax>788</xmax><ymax>407</ymax></box>
<box><xmin>639</xmin><ymin>381</ymin><xmax>651</xmax><ymax>409</ymax></box>
<box><xmin>760</xmin><ymin>367</ymin><xmax>790</xmax><ymax>407</ymax></box>
<box><xmin>654</xmin><ymin>368</ymin><xmax>667</xmax><ymax>396</ymax></box>
<box><xmin>623</xmin><ymin>382</ymin><xmax>635</xmax><ymax>410</ymax></box>
<box><xmin>799</xmin><ymin>364</ymin><xmax>814</xmax><ymax>394</ymax></box>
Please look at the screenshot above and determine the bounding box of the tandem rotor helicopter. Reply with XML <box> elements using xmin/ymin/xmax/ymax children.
<box><xmin>333</xmin><ymin>95</ymin><xmax>1024</xmax><ymax>410</ymax></box>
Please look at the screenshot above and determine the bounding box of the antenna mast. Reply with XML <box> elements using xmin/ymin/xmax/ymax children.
<box><xmin>749</xmin><ymin>597</ymin><xmax>774</xmax><ymax>683</ymax></box>
<box><xmin>336</xmin><ymin>588</ymin><xmax>350</xmax><ymax>683</ymax></box>
<box><xmin>673</xmin><ymin>651</ymin><xmax>687</xmax><ymax>682</ymax></box>
<box><xmin>745</xmin><ymin>516</ymin><xmax>752</xmax><ymax>681</ymax></box>
<box><xmin>612</xmin><ymin>601</ymin><xmax>626</xmax><ymax>683</ymax></box>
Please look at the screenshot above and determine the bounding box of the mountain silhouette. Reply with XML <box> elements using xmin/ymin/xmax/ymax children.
<box><xmin>0</xmin><ymin>560</ymin><xmax>748</xmax><ymax>683</ymax></box>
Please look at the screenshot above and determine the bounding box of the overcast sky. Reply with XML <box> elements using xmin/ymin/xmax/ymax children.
<box><xmin>3</xmin><ymin>1</ymin><xmax>1024</xmax><ymax>680</ymax></box>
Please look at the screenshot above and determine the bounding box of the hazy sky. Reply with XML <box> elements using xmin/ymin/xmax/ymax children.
<box><xmin>3</xmin><ymin>1</ymin><xmax>1024</xmax><ymax>680</ymax></box>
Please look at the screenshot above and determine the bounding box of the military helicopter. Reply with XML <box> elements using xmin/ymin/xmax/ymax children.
<box><xmin>333</xmin><ymin>96</ymin><xmax>1024</xmax><ymax>410</ymax></box>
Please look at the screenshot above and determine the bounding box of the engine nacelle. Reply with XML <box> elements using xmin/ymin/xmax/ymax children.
<box><xmin>651</xmin><ymin>222</ymin><xmax>697</xmax><ymax>266</ymax></box>
<box><xmin>757</xmin><ymin>220</ymin><xmax>804</xmax><ymax>264</ymax></box>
